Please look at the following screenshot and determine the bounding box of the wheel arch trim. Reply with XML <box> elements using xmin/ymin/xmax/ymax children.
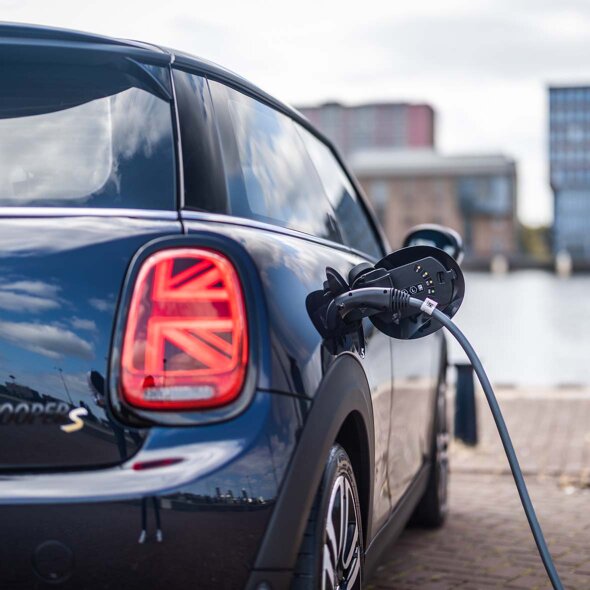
<box><xmin>252</xmin><ymin>352</ymin><xmax>375</xmax><ymax>574</ymax></box>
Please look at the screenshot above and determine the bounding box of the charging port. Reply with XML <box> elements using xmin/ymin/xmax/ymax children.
<box><xmin>437</xmin><ymin>271</ymin><xmax>445</xmax><ymax>284</ymax></box>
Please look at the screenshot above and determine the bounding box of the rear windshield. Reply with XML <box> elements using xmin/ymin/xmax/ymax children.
<box><xmin>0</xmin><ymin>58</ymin><xmax>176</xmax><ymax>209</ymax></box>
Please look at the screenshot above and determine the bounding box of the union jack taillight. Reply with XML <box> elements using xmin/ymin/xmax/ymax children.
<box><xmin>120</xmin><ymin>248</ymin><xmax>248</xmax><ymax>410</ymax></box>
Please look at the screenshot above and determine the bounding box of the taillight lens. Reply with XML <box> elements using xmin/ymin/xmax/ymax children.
<box><xmin>120</xmin><ymin>248</ymin><xmax>248</xmax><ymax>410</ymax></box>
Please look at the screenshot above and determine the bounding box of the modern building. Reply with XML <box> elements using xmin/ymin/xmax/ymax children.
<box><xmin>297</xmin><ymin>101</ymin><xmax>435</xmax><ymax>156</ymax></box>
<box><xmin>549</xmin><ymin>85</ymin><xmax>590</xmax><ymax>260</ymax></box>
<box><xmin>350</xmin><ymin>149</ymin><xmax>518</xmax><ymax>262</ymax></box>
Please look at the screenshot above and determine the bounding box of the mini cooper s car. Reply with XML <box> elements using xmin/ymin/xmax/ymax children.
<box><xmin>0</xmin><ymin>23</ymin><xmax>450</xmax><ymax>590</ymax></box>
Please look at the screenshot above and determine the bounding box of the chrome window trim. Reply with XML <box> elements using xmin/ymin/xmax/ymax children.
<box><xmin>180</xmin><ymin>209</ymin><xmax>378</xmax><ymax>260</ymax></box>
<box><xmin>0</xmin><ymin>207</ymin><xmax>179</xmax><ymax>220</ymax></box>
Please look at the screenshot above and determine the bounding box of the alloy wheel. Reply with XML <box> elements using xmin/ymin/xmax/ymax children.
<box><xmin>321</xmin><ymin>473</ymin><xmax>362</xmax><ymax>590</ymax></box>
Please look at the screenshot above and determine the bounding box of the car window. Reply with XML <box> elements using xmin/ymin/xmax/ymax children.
<box><xmin>298</xmin><ymin>126</ymin><xmax>383</xmax><ymax>259</ymax></box>
<box><xmin>209</xmin><ymin>80</ymin><xmax>343</xmax><ymax>243</ymax></box>
<box><xmin>0</xmin><ymin>58</ymin><xmax>175</xmax><ymax>210</ymax></box>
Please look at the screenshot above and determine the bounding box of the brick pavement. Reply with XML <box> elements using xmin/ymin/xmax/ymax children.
<box><xmin>452</xmin><ymin>387</ymin><xmax>590</xmax><ymax>484</ymax></box>
<box><xmin>367</xmin><ymin>387</ymin><xmax>590</xmax><ymax>589</ymax></box>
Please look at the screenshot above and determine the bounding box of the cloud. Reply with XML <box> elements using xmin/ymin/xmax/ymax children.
<box><xmin>0</xmin><ymin>321</ymin><xmax>94</xmax><ymax>360</ymax></box>
<box><xmin>356</xmin><ymin>12</ymin><xmax>590</xmax><ymax>82</ymax></box>
<box><xmin>89</xmin><ymin>297</ymin><xmax>115</xmax><ymax>313</ymax></box>
<box><xmin>0</xmin><ymin>280</ymin><xmax>61</xmax><ymax>313</ymax></box>
<box><xmin>2</xmin><ymin>281</ymin><xmax>60</xmax><ymax>298</ymax></box>
<box><xmin>70</xmin><ymin>317</ymin><xmax>97</xmax><ymax>331</ymax></box>
<box><xmin>0</xmin><ymin>98</ymin><xmax>113</xmax><ymax>205</ymax></box>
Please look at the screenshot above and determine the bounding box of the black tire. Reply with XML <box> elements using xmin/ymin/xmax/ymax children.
<box><xmin>411</xmin><ymin>363</ymin><xmax>449</xmax><ymax>528</ymax></box>
<box><xmin>292</xmin><ymin>444</ymin><xmax>364</xmax><ymax>590</ymax></box>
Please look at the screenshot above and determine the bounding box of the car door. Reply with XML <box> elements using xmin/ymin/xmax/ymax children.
<box><xmin>388</xmin><ymin>332</ymin><xmax>441</xmax><ymax>505</ymax></box>
<box><xmin>296</xmin><ymin>127</ymin><xmax>395</xmax><ymax>533</ymax></box>
<box><xmin>173</xmin><ymin>68</ymin><xmax>396</xmax><ymax>535</ymax></box>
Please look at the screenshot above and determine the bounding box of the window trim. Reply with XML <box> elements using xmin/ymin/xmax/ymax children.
<box><xmin>179</xmin><ymin>208</ymin><xmax>368</xmax><ymax>258</ymax></box>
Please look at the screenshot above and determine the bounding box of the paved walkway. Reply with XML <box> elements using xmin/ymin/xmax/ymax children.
<box><xmin>368</xmin><ymin>387</ymin><xmax>590</xmax><ymax>589</ymax></box>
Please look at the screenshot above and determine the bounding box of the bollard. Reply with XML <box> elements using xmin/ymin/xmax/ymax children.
<box><xmin>454</xmin><ymin>362</ymin><xmax>478</xmax><ymax>446</ymax></box>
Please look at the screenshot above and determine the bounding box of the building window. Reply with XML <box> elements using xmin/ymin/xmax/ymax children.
<box><xmin>369</xmin><ymin>180</ymin><xmax>389</xmax><ymax>223</ymax></box>
<box><xmin>458</xmin><ymin>175</ymin><xmax>511</xmax><ymax>216</ymax></box>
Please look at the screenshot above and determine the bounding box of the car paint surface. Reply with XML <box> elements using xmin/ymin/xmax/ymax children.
<box><xmin>181</xmin><ymin>214</ymin><xmax>442</xmax><ymax>535</ymax></box>
<box><xmin>0</xmin><ymin>390</ymin><xmax>301</xmax><ymax>589</ymax></box>
<box><xmin>0</xmin><ymin>216</ymin><xmax>180</xmax><ymax>468</ymax></box>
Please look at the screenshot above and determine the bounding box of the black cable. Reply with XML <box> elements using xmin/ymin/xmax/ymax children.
<box><xmin>406</xmin><ymin>296</ymin><xmax>565</xmax><ymax>590</ymax></box>
<box><xmin>326</xmin><ymin>284</ymin><xmax>565</xmax><ymax>588</ymax></box>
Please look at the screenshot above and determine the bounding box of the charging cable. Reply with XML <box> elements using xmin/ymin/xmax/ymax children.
<box><xmin>326</xmin><ymin>289</ymin><xmax>565</xmax><ymax>589</ymax></box>
<box><xmin>413</xmin><ymin>296</ymin><xmax>565</xmax><ymax>590</ymax></box>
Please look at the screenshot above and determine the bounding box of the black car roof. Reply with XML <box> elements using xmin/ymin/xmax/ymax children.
<box><xmin>0</xmin><ymin>21</ymin><xmax>165</xmax><ymax>52</ymax></box>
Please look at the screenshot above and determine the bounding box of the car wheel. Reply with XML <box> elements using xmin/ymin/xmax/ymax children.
<box><xmin>411</xmin><ymin>371</ymin><xmax>449</xmax><ymax>528</ymax></box>
<box><xmin>293</xmin><ymin>444</ymin><xmax>363</xmax><ymax>590</ymax></box>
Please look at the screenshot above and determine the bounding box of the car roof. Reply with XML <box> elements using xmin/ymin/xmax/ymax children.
<box><xmin>0</xmin><ymin>21</ymin><xmax>164</xmax><ymax>52</ymax></box>
<box><xmin>0</xmin><ymin>22</ymin><xmax>307</xmax><ymax>128</ymax></box>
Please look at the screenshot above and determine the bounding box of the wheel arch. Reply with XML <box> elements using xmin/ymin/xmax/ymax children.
<box><xmin>335</xmin><ymin>409</ymin><xmax>372</xmax><ymax>551</ymax></box>
<box><xmin>250</xmin><ymin>352</ymin><xmax>375</xmax><ymax>581</ymax></box>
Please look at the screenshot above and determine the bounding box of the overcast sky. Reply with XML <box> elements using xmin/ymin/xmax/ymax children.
<box><xmin>3</xmin><ymin>0</ymin><xmax>590</xmax><ymax>225</ymax></box>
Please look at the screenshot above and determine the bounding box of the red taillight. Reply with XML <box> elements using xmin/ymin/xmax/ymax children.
<box><xmin>120</xmin><ymin>248</ymin><xmax>248</xmax><ymax>410</ymax></box>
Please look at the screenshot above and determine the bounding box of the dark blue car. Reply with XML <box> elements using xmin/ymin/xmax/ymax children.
<box><xmin>0</xmin><ymin>23</ymin><xmax>450</xmax><ymax>589</ymax></box>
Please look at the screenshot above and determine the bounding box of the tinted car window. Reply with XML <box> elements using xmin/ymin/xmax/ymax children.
<box><xmin>0</xmin><ymin>59</ymin><xmax>175</xmax><ymax>209</ymax></box>
<box><xmin>298</xmin><ymin>127</ymin><xmax>383</xmax><ymax>259</ymax></box>
<box><xmin>209</xmin><ymin>80</ymin><xmax>342</xmax><ymax>243</ymax></box>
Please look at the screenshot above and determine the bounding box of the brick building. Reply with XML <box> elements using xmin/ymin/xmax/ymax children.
<box><xmin>297</xmin><ymin>101</ymin><xmax>435</xmax><ymax>156</ymax></box>
<box><xmin>350</xmin><ymin>149</ymin><xmax>518</xmax><ymax>262</ymax></box>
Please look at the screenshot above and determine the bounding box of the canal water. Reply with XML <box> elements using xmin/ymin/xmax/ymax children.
<box><xmin>448</xmin><ymin>271</ymin><xmax>590</xmax><ymax>387</ymax></box>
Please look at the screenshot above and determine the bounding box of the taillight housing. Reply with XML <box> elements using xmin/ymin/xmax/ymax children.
<box><xmin>120</xmin><ymin>248</ymin><xmax>248</xmax><ymax>410</ymax></box>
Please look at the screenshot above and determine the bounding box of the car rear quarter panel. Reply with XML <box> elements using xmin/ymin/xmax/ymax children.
<box><xmin>182</xmin><ymin>214</ymin><xmax>395</xmax><ymax>535</ymax></box>
<box><xmin>0</xmin><ymin>215</ymin><xmax>181</xmax><ymax>469</ymax></box>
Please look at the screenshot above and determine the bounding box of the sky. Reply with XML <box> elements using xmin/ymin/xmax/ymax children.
<box><xmin>3</xmin><ymin>0</ymin><xmax>590</xmax><ymax>226</ymax></box>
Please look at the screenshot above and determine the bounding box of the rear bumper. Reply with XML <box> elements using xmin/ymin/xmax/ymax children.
<box><xmin>0</xmin><ymin>391</ymin><xmax>302</xmax><ymax>589</ymax></box>
<box><xmin>1</xmin><ymin>498</ymin><xmax>271</xmax><ymax>589</ymax></box>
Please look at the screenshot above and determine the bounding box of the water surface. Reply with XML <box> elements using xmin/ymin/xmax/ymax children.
<box><xmin>448</xmin><ymin>271</ymin><xmax>590</xmax><ymax>386</ymax></box>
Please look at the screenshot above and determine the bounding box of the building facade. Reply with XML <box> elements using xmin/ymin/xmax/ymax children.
<box><xmin>297</xmin><ymin>102</ymin><xmax>435</xmax><ymax>156</ymax></box>
<box><xmin>350</xmin><ymin>150</ymin><xmax>518</xmax><ymax>262</ymax></box>
<box><xmin>549</xmin><ymin>85</ymin><xmax>590</xmax><ymax>260</ymax></box>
